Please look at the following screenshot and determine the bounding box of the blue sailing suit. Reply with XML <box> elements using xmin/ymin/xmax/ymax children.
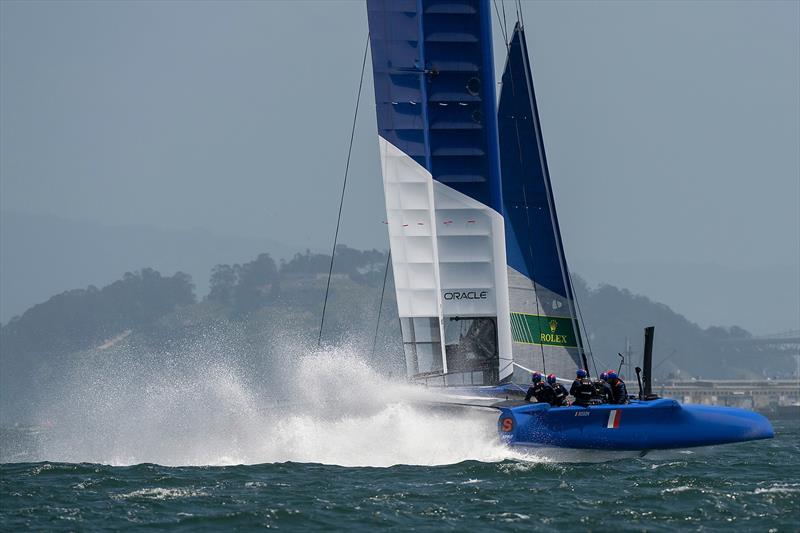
<box><xmin>594</xmin><ymin>380</ymin><xmax>613</xmax><ymax>403</ymax></box>
<box><xmin>609</xmin><ymin>378</ymin><xmax>629</xmax><ymax>404</ymax></box>
<box><xmin>570</xmin><ymin>378</ymin><xmax>594</xmax><ymax>407</ymax></box>
<box><xmin>551</xmin><ymin>383</ymin><xmax>569</xmax><ymax>407</ymax></box>
<box><xmin>525</xmin><ymin>382</ymin><xmax>556</xmax><ymax>404</ymax></box>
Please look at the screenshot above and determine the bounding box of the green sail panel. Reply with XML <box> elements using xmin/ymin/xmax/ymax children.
<box><xmin>510</xmin><ymin>313</ymin><xmax>579</xmax><ymax>348</ymax></box>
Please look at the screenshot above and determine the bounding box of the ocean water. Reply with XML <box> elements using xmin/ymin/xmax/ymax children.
<box><xmin>1</xmin><ymin>350</ymin><xmax>798</xmax><ymax>531</ymax></box>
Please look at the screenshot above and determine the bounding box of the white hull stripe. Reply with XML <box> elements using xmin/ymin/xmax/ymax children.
<box><xmin>607</xmin><ymin>410</ymin><xmax>621</xmax><ymax>429</ymax></box>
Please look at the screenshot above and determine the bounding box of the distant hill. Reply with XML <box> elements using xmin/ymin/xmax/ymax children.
<box><xmin>571</xmin><ymin>278</ymin><xmax>759</xmax><ymax>380</ymax></box>
<box><xmin>0</xmin><ymin>210</ymin><xmax>297</xmax><ymax>323</ymax></box>
<box><xmin>572</xmin><ymin>258</ymin><xmax>800</xmax><ymax>336</ymax></box>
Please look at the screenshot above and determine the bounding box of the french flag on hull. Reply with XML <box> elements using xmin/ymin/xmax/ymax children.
<box><xmin>607</xmin><ymin>410</ymin><xmax>621</xmax><ymax>429</ymax></box>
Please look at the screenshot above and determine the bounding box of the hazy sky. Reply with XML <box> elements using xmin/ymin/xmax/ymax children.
<box><xmin>1</xmin><ymin>0</ymin><xmax>798</xmax><ymax>333</ymax></box>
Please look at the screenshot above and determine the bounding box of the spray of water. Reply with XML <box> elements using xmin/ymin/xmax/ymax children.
<box><xmin>28</xmin><ymin>332</ymin><xmax>528</xmax><ymax>467</ymax></box>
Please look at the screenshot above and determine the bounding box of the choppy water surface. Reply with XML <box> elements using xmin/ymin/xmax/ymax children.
<box><xmin>1</xmin><ymin>424</ymin><xmax>797</xmax><ymax>531</ymax></box>
<box><xmin>1</xmin><ymin>350</ymin><xmax>798</xmax><ymax>530</ymax></box>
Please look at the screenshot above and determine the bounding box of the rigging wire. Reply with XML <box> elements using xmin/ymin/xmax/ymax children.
<box><xmin>570</xmin><ymin>277</ymin><xmax>600</xmax><ymax>376</ymax></box>
<box><xmin>492</xmin><ymin>0</ymin><xmax>509</xmax><ymax>47</ymax></box>
<box><xmin>317</xmin><ymin>34</ymin><xmax>370</xmax><ymax>347</ymax></box>
<box><xmin>501</xmin><ymin>0</ymin><xmax>510</xmax><ymax>42</ymax></box>
<box><xmin>370</xmin><ymin>251</ymin><xmax>392</xmax><ymax>359</ymax></box>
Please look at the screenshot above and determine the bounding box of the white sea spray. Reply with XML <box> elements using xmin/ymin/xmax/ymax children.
<box><xmin>31</xmin><ymin>331</ymin><xmax>526</xmax><ymax>467</ymax></box>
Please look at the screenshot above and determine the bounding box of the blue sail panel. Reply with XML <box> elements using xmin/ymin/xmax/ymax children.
<box><xmin>499</xmin><ymin>25</ymin><xmax>567</xmax><ymax>294</ymax></box>
<box><xmin>366</xmin><ymin>0</ymin><xmax>502</xmax><ymax>212</ymax></box>
<box><xmin>498</xmin><ymin>24</ymin><xmax>585</xmax><ymax>378</ymax></box>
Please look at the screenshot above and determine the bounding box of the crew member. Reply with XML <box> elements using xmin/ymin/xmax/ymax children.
<box><xmin>546</xmin><ymin>373</ymin><xmax>569</xmax><ymax>406</ymax></box>
<box><xmin>607</xmin><ymin>371</ymin><xmax>629</xmax><ymax>404</ymax></box>
<box><xmin>594</xmin><ymin>371</ymin><xmax>613</xmax><ymax>403</ymax></box>
<box><xmin>570</xmin><ymin>369</ymin><xmax>594</xmax><ymax>407</ymax></box>
<box><xmin>525</xmin><ymin>372</ymin><xmax>555</xmax><ymax>404</ymax></box>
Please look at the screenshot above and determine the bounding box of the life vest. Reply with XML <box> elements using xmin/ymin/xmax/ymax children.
<box><xmin>571</xmin><ymin>378</ymin><xmax>594</xmax><ymax>404</ymax></box>
<box><xmin>610</xmin><ymin>379</ymin><xmax>629</xmax><ymax>404</ymax></box>
<box><xmin>594</xmin><ymin>380</ymin><xmax>613</xmax><ymax>402</ymax></box>
<box><xmin>551</xmin><ymin>383</ymin><xmax>568</xmax><ymax>406</ymax></box>
<box><xmin>533</xmin><ymin>382</ymin><xmax>555</xmax><ymax>404</ymax></box>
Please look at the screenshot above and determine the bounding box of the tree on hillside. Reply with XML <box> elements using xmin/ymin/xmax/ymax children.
<box><xmin>208</xmin><ymin>264</ymin><xmax>238</xmax><ymax>304</ymax></box>
<box><xmin>334</xmin><ymin>245</ymin><xmax>386</xmax><ymax>284</ymax></box>
<box><xmin>705</xmin><ymin>325</ymin><xmax>751</xmax><ymax>339</ymax></box>
<box><xmin>232</xmin><ymin>253</ymin><xmax>278</xmax><ymax>315</ymax></box>
<box><xmin>280</xmin><ymin>250</ymin><xmax>330</xmax><ymax>276</ymax></box>
<box><xmin>279</xmin><ymin>246</ymin><xmax>388</xmax><ymax>285</ymax></box>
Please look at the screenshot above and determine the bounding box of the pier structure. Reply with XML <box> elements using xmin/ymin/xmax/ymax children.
<box><xmin>657</xmin><ymin>379</ymin><xmax>799</xmax><ymax>414</ymax></box>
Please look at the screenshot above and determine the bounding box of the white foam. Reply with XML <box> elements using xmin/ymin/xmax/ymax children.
<box><xmin>34</xmin><ymin>341</ymin><xmax>528</xmax><ymax>467</ymax></box>
<box><xmin>662</xmin><ymin>485</ymin><xmax>700</xmax><ymax>494</ymax></box>
<box><xmin>112</xmin><ymin>487</ymin><xmax>209</xmax><ymax>500</ymax></box>
<box><xmin>754</xmin><ymin>484</ymin><xmax>800</xmax><ymax>495</ymax></box>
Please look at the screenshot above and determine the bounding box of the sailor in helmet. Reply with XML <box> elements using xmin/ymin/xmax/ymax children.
<box><xmin>570</xmin><ymin>368</ymin><xmax>594</xmax><ymax>407</ymax></box>
<box><xmin>606</xmin><ymin>370</ymin><xmax>629</xmax><ymax>404</ymax></box>
<box><xmin>546</xmin><ymin>373</ymin><xmax>569</xmax><ymax>406</ymax></box>
<box><xmin>594</xmin><ymin>371</ymin><xmax>614</xmax><ymax>404</ymax></box>
<box><xmin>525</xmin><ymin>371</ymin><xmax>556</xmax><ymax>405</ymax></box>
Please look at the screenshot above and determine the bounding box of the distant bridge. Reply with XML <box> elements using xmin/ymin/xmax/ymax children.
<box><xmin>722</xmin><ymin>330</ymin><xmax>800</xmax><ymax>357</ymax></box>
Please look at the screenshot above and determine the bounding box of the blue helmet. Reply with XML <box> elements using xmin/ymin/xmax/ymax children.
<box><xmin>576</xmin><ymin>368</ymin><xmax>588</xmax><ymax>378</ymax></box>
<box><xmin>600</xmin><ymin>372</ymin><xmax>609</xmax><ymax>381</ymax></box>
<box><xmin>532</xmin><ymin>372</ymin><xmax>543</xmax><ymax>383</ymax></box>
<box><xmin>607</xmin><ymin>371</ymin><xmax>618</xmax><ymax>380</ymax></box>
<box><xmin>546</xmin><ymin>373</ymin><xmax>557</xmax><ymax>385</ymax></box>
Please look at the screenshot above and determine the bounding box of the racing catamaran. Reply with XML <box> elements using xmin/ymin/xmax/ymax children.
<box><xmin>364</xmin><ymin>0</ymin><xmax>773</xmax><ymax>450</ymax></box>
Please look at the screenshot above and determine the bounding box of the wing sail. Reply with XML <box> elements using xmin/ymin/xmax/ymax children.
<box><xmin>367</xmin><ymin>0</ymin><xmax>513</xmax><ymax>385</ymax></box>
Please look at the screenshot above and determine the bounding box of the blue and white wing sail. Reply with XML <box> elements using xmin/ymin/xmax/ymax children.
<box><xmin>367</xmin><ymin>0</ymin><xmax>513</xmax><ymax>385</ymax></box>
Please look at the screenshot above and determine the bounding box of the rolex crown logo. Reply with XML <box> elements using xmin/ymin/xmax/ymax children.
<box><xmin>549</xmin><ymin>319</ymin><xmax>558</xmax><ymax>333</ymax></box>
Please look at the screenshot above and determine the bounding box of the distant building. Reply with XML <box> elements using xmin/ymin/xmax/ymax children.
<box><xmin>657</xmin><ymin>379</ymin><xmax>799</xmax><ymax>414</ymax></box>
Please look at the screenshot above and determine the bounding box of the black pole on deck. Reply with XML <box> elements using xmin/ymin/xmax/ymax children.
<box><xmin>635</xmin><ymin>366</ymin><xmax>644</xmax><ymax>400</ymax></box>
<box><xmin>642</xmin><ymin>326</ymin><xmax>655</xmax><ymax>399</ymax></box>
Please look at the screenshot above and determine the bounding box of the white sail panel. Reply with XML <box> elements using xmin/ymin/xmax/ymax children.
<box><xmin>379</xmin><ymin>136</ymin><xmax>512</xmax><ymax>385</ymax></box>
<box><xmin>432</xmin><ymin>180</ymin><xmax>513</xmax><ymax>382</ymax></box>
<box><xmin>380</xmin><ymin>137</ymin><xmax>442</xmax><ymax>320</ymax></box>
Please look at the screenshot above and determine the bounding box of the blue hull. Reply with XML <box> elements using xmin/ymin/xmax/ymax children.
<box><xmin>498</xmin><ymin>399</ymin><xmax>774</xmax><ymax>451</ymax></box>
